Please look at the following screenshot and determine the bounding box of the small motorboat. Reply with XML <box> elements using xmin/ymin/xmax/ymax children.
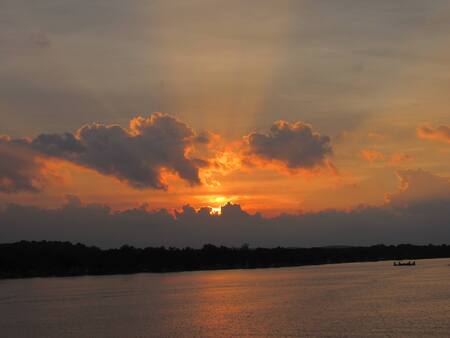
<box><xmin>393</xmin><ymin>261</ymin><xmax>416</xmax><ymax>266</ymax></box>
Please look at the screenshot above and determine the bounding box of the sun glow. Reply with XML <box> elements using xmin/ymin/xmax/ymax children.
<box><xmin>209</xmin><ymin>196</ymin><xmax>227</xmax><ymax>204</ymax></box>
<box><xmin>205</xmin><ymin>195</ymin><xmax>241</xmax><ymax>215</ymax></box>
<box><xmin>209</xmin><ymin>206</ymin><xmax>222</xmax><ymax>215</ymax></box>
<box><xmin>207</xmin><ymin>196</ymin><xmax>227</xmax><ymax>215</ymax></box>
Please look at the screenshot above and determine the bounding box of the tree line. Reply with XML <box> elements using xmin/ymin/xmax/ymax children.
<box><xmin>1</xmin><ymin>241</ymin><xmax>449</xmax><ymax>279</ymax></box>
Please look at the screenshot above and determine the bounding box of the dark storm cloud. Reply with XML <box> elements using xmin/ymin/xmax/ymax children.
<box><xmin>28</xmin><ymin>113</ymin><xmax>206</xmax><ymax>190</ymax></box>
<box><xmin>0</xmin><ymin>141</ymin><xmax>45</xmax><ymax>193</ymax></box>
<box><xmin>246</xmin><ymin>121</ymin><xmax>332</xmax><ymax>169</ymax></box>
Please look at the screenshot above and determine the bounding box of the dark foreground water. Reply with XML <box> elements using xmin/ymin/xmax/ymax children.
<box><xmin>0</xmin><ymin>259</ymin><xmax>449</xmax><ymax>337</ymax></box>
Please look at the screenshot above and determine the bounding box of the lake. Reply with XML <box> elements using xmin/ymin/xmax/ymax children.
<box><xmin>0</xmin><ymin>258</ymin><xmax>449</xmax><ymax>337</ymax></box>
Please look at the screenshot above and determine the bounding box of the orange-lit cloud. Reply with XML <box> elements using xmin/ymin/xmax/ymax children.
<box><xmin>0</xmin><ymin>115</ymin><xmax>340</xmax><ymax>216</ymax></box>
<box><xmin>389</xmin><ymin>152</ymin><xmax>412</xmax><ymax>166</ymax></box>
<box><xmin>2</xmin><ymin>113</ymin><xmax>447</xmax><ymax>219</ymax></box>
<box><xmin>360</xmin><ymin>149</ymin><xmax>384</xmax><ymax>163</ymax></box>
<box><xmin>0</xmin><ymin>115</ymin><xmax>347</xmax><ymax>216</ymax></box>
<box><xmin>198</xmin><ymin>120</ymin><xmax>338</xmax><ymax>195</ymax></box>
<box><xmin>0</xmin><ymin>142</ymin><xmax>46</xmax><ymax>193</ymax></box>
<box><xmin>385</xmin><ymin>169</ymin><xmax>450</xmax><ymax>205</ymax></box>
<box><xmin>417</xmin><ymin>125</ymin><xmax>450</xmax><ymax>144</ymax></box>
<box><xmin>361</xmin><ymin>149</ymin><xmax>412</xmax><ymax>167</ymax></box>
<box><xmin>28</xmin><ymin>113</ymin><xmax>209</xmax><ymax>190</ymax></box>
<box><xmin>0</xmin><ymin>138</ymin><xmax>90</xmax><ymax>195</ymax></box>
<box><xmin>244</xmin><ymin>120</ymin><xmax>334</xmax><ymax>172</ymax></box>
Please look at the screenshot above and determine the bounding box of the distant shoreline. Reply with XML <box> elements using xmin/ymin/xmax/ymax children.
<box><xmin>1</xmin><ymin>241</ymin><xmax>449</xmax><ymax>280</ymax></box>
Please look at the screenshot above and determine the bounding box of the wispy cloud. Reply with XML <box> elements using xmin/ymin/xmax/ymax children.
<box><xmin>360</xmin><ymin>149</ymin><xmax>384</xmax><ymax>163</ymax></box>
<box><xmin>417</xmin><ymin>125</ymin><xmax>450</xmax><ymax>144</ymax></box>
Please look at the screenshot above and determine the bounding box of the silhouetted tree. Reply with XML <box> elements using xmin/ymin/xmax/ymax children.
<box><xmin>0</xmin><ymin>241</ymin><xmax>449</xmax><ymax>279</ymax></box>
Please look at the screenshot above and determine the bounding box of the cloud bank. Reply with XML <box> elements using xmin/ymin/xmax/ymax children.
<box><xmin>1</xmin><ymin>170</ymin><xmax>448</xmax><ymax>248</ymax></box>
<box><xmin>1</xmin><ymin>196</ymin><xmax>448</xmax><ymax>248</ymax></box>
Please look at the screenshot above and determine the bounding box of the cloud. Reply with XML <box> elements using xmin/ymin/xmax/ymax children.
<box><xmin>29</xmin><ymin>113</ymin><xmax>207</xmax><ymax>190</ymax></box>
<box><xmin>0</xmin><ymin>194</ymin><xmax>449</xmax><ymax>248</ymax></box>
<box><xmin>1</xmin><ymin>169</ymin><xmax>448</xmax><ymax>248</ymax></box>
<box><xmin>389</xmin><ymin>152</ymin><xmax>412</xmax><ymax>166</ymax></box>
<box><xmin>0</xmin><ymin>142</ymin><xmax>46</xmax><ymax>193</ymax></box>
<box><xmin>361</xmin><ymin>150</ymin><xmax>412</xmax><ymax>166</ymax></box>
<box><xmin>417</xmin><ymin>125</ymin><xmax>450</xmax><ymax>144</ymax></box>
<box><xmin>0</xmin><ymin>116</ymin><xmax>336</xmax><ymax>193</ymax></box>
<box><xmin>0</xmin><ymin>170</ymin><xmax>450</xmax><ymax>247</ymax></box>
<box><xmin>360</xmin><ymin>149</ymin><xmax>384</xmax><ymax>163</ymax></box>
<box><xmin>386</xmin><ymin>169</ymin><xmax>450</xmax><ymax>206</ymax></box>
<box><xmin>246</xmin><ymin>120</ymin><xmax>333</xmax><ymax>170</ymax></box>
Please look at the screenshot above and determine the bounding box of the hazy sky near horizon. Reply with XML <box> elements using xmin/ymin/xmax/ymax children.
<box><xmin>1</xmin><ymin>0</ymin><xmax>450</xmax><ymax>242</ymax></box>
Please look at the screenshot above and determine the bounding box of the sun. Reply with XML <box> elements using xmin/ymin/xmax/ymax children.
<box><xmin>206</xmin><ymin>196</ymin><xmax>228</xmax><ymax>215</ymax></box>
<box><xmin>209</xmin><ymin>206</ymin><xmax>222</xmax><ymax>215</ymax></box>
<box><xmin>202</xmin><ymin>195</ymin><xmax>239</xmax><ymax>215</ymax></box>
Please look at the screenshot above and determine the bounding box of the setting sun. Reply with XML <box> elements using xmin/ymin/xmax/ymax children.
<box><xmin>209</xmin><ymin>206</ymin><xmax>222</xmax><ymax>215</ymax></box>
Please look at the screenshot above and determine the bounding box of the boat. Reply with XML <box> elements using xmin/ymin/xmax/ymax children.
<box><xmin>393</xmin><ymin>261</ymin><xmax>416</xmax><ymax>266</ymax></box>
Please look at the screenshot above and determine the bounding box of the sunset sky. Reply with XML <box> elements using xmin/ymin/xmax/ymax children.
<box><xmin>1</xmin><ymin>0</ymin><xmax>450</xmax><ymax>247</ymax></box>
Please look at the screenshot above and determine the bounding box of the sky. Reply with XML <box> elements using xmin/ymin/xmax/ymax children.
<box><xmin>1</xmin><ymin>0</ymin><xmax>450</xmax><ymax>247</ymax></box>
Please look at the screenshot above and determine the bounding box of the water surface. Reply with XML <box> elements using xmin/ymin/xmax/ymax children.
<box><xmin>1</xmin><ymin>259</ymin><xmax>449</xmax><ymax>337</ymax></box>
